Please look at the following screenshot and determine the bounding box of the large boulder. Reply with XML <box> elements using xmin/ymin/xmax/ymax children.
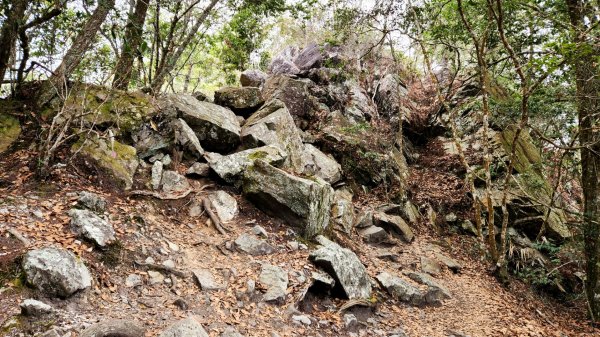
<box><xmin>301</xmin><ymin>144</ymin><xmax>342</xmax><ymax>184</ymax></box>
<box><xmin>309</xmin><ymin>236</ymin><xmax>371</xmax><ymax>299</ymax></box>
<box><xmin>161</xmin><ymin>94</ymin><xmax>241</xmax><ymax>153</ymax></box>
<box><xmin>261</xmin><ymin>75</ymin><xmax>322</xmax><ymax>130</ymax></box>
<box><xmin>158</xmin><ymin>317</ymin><xmax>209</xmax><ymax>337</ymax></box>
<box><xmin>214</xmin><ymin>87</ymin><xmax>264</xmax><ymax>116</ymax></box>
<box><xmin>240</xmin><ymin>69</ymin><xmax>267</xmax><ymax>87</ymax></box>
<box><xmin>22</xmin><ymin>247</ymin><xmax>92</xmax><ymax>298</ymax></box>
<box><xmin>205</xmin><ymin>145</ymin><xmax>287</xmax><ymax>184</ymax></box>
<box><xmin>41</xmin><ymin>83</ymin><xmax>156</xmax><ymax>137</ymax></box>
<box><xmin>0</xmin><ymin>113</ymin><xmax>21</xmax><ymax>153</ymax></box>
<box><xmin>241</xmin><ymin>100</ymin><xmax>304</xmax><ymax>171</ymax></box>
<box><xmin>68</xmin><ymin>209</ymin><xmax>115</xmax><ymax>247</ymax></box>
<box><xmin>72</xmin><ymin>135</ymin><xmax>139</xmax><ymax>189</ymax></box>
<box><xmin>243</xmin><ymin>160</ymin><xmax>334</xmax><ymax>238</ymax></box>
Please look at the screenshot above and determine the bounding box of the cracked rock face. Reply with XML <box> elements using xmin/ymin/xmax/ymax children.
<box><xmin>68</xmin><ymin>208</ymin><xmax>115</xmax><ymax>247</ymax></box>
<box><xmin>309</xmin><ymin>236</ymin><xmax>371</xmax><ymax>299</ymax></box>
<box><xmin>22</xmin><ymin>247</ymin><xmax>92</xmax><ymax>298</ymax></box>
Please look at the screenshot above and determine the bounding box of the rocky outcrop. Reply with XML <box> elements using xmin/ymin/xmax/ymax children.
<box><xmin>214</xmin><ymin>87</ymin><xmax>264</xmax><ymax>116</ymax></box>
<box><xmin>72</xmin><ymin>135</ymin><xmax>139</xmax><ymax>189</ymax></box>
<box><xmin>22</xmin><ymin>247</ymin><xmax>92</xmax><ymax>298</ymax></box>
<box><xmin>309</xmin><ymin>236</ymin><xmax>371</xmax><ymax>299</ymax></box>
<box><xmin>331</xmin><ymin>188</ymin><xmax>354</xmax><ymax>233</ymax></box>
<box><xmin>243</xmin><ymin>160</ymin><xmax>333</xmax><ymax>238</ymax></box>
<box><xmin>261</xmin><ymin>76</ymin><xmax>322</xmax><ymax>130</ymax></box>
<box><xmin>162</xmin><ymin>94</ymin><xmax>241</xmax><ymax>153</ymax></box>
<box><xmin>0</xmin><ymin>113</ymin><xmax>21</xmax><ymax>153</ymax></box>
<box><xmin>241</xmin><ymin>100</ymin><xmax>305</xmax><ymax>171</ymax></box>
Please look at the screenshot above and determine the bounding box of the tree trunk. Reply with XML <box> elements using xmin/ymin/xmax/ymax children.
<box><xmin>37</xmin><ymin>0</ymin><xmax>115</xmax><ymax>106</ymax></box>
<box><xmin>0</xmin><ymin>0</ymin><xmax>29</xmax><ymax>82</ymax></box>
<box><xmin>150</xmin><ymin>0</ymin><xmax>219</xmax><ymax>92</ymax></box>
<box><xmin>112</xmin><ymin>0</ymin><xmax>150</xmax><ymax>90</ymax></box>
<box><xmin>565</xmin><ymin>0</ymin><xmax>600</xmax><ymax>322</ymax></box>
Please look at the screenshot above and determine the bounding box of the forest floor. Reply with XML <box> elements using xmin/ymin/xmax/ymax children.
<box><xmin>1</xmin><ymin>145</ymin><xmax>599</xmax><ymax>337</ymax></box>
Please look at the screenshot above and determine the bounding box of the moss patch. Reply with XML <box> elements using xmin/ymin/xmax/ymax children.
<box><xmin>0</xmin><ymin>113</ymin><xmax>21</xmax><ymax>153</ymax></box>
<box><xmin>72</xmin><ymin>135</ymin><xmax>139</xmax><ymax>189</ymax></box>
<box><xmin>43</xmin><ymin>83</ymin><xmax>156</xmax><ymax>136</ymax></box>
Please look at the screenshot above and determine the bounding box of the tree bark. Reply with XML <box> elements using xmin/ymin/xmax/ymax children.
<box><xmin>150</xmin><ymin>0</ymin><xmax>219</xmax><ymax>93</ymax></box>
<box><xmin>0</xmin><ymin>0</ymin><xmax>29</xmax><ymax>83</ymax></box>
<box><xmin>37</xmin><ymin>0</ymin><xmax>115</xmax><ymax>106</ymax></box>
<box><xmin>565</xmin><ymin>0</ymin><xmax>600</xmax><ymax>322</ymax></box>
<box><xmin>112</xmin><ymin>0</ymin><xmax>150</xmax><ymax>90</ymax></box>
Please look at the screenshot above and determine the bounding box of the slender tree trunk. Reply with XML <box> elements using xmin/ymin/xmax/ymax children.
<box><xmin>112</xmin><ymin>0</ymin><xmax>150</xmax><ymax>90</ymax></box>
<box><xmin>565</xmin><ymin>0</ymin><xmax>600</xmax><ymax>322</ymax></box>
<box><xmin>150</xmin><ymin>0</ymin><xmax>219</xmax><ymax>92</ymax></box>
<box><xmin>37</xmin><ymin>0</ymin><xmax>115</xmax><ymax>106</ymax></box>
<box><xmin>0</xmin><ymin>0</ymin><xmax>29</xmax><ymax>82</ymax></box>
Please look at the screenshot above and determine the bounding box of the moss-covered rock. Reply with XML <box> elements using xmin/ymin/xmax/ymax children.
<box><xmin>0</xmin><ymin>113</ymin><xmax>21</xmax><ymax>153</ymax></box>
<box><xmin>71</xmin><ymin>135</ymin><xmax>139</xmax><ymax>189</ymax></box>
<box><xmin>42</xmin><ymin>83</ymin><xmax>156</xmax><ymax>137</ymax></box>
<box><xmin>243</xmin><ymin>159</ymin><xmax>334</xmax><ymax>238</ymax></box>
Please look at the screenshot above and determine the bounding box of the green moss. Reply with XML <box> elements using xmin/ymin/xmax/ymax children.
<box><xmin>248</xmin><ymin>150</ymin><xmax>268</xmax><ymax>160</ymax></box>
<box><xmin>498</xmin><ymin>126</ymin><xmax>542</xmax><ymax>174</ymax></box>
<box><xmin>0</xmin><ymin>113</ymin><xmax>21</xmax><ymax>153</ymax></box>
<box><xmin>44</xmin><ymin>83</ymin><xmax>155</xmax><ymax>136</ymax></box>
<box><xmin>72</xmin><ymin>135</ymin><xmax>138</xmax><ymax>189</ymax></box>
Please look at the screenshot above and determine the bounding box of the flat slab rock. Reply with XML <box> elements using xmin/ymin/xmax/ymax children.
<box><xmin>68</xmin><ymin>208</ymin><xmax>115</xmax><ymax>247</ymax></box>
<box><xmin>309</xmin><ymin>236</ymin><xmax>371</xmax><ymax>299</ymax></box>
<box><xmin>193</xmin><ymin>269</ymin><xmax>224</xmax><ymax>291</ymax></box>
<box><xmin>20</xmin><ymin>299</ymin><xmax>54</xmax><ymax>316</ymax></box>
<box><xmin>22</xmin><ymin>247</ymin><xmax>92</xmax><ymax>298</ymax></box>
<box><xmin>158</xmin><ymin>317</ymin><xmax>209</xmax><ymax>337</ymax></box>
